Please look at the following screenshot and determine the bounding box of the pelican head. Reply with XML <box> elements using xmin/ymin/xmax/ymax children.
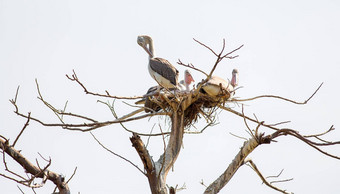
<box><xmin>184</xmin><ymin>69</ymin><xmax>195</xmax><ymax>85</ymax></box>
<box><xmin>137</xmin><ymin>35</ymin><xmax>154</xmax><ymax>58</ymax></box>
<box><xmin>231</xmin><ymin>69</ymin><xmax>239</xmax><ymax>87</ymax></box>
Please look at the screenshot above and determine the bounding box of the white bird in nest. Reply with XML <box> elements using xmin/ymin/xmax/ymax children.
<box><xmin>201</xmin><ymin>69</ymin><xmax>239</xmax><ymax>97</ymax></box>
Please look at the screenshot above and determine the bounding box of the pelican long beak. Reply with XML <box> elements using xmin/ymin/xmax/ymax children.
<box><xmin>142</xmin><ymin>45</ymin><xmax>153</xmax><ymax>58</ymax></box>
<box><xmin>185</xmin><ymin>73</ymin><xmax>195</xmax><ymax>85</ymax></box>
<box><xmin>188</xmin><ymin>74</ymin><xmax>195</xmax><ymax>83</ymax></box>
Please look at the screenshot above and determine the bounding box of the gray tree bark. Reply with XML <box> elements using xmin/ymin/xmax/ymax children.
<box><xmin>0</xmin><ymin>138</ymin><xmax>70</xmax><ymax>194</ymax></box>
<box><xmin>131</xmin><ymin>108</ymin><xmax>185</xmax><ymax>194</ymax></box>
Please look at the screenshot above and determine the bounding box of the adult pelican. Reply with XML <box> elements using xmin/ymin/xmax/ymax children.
<box><xmin>201</xmin><ymin>69</ymin><xmax>239</xmax><ymax>97</ymax></box>
<box><xmin>137</xmin><ymin>35</ymin><xmax>179</xmax><ymax>90</ymax></box>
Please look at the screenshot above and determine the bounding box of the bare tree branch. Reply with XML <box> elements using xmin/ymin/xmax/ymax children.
<box><xmin>204</xmin><ymin>137</ymin><xmax>259</xmax><ymax>194</ymax></box>
<box><xmin>245</xmin><ymin>159</ymin><xmax>292</xmax><ymax>194</ymax></box>
<box><xmin>193</xmin><ymin>38</ymin><xmax>219</xmax><ymax>57</ymax></box>
<box><xmin>192</xmin><ymin>38</ymin><xmax>243</xmax><ymax>82</ymax></box>
<box><xmin>12</xmin><ymin>112</ymin><xmax>31</xmax><ymax>147</ymax></box>
<box><xmin>11</xmin><ymin>94</ymin><xmax>168</xmax><ymax>132</ymax></box>
<box><xmin>90</xmin><ymin>132</ymin><xmax>145</xmax><ymax>175</ymax></box>
<box><xmin>177</xmin><ymin>59</ymin><xmax>208</xmax><ymax>76</ymax></box>
<box><xmin>98</xmin><ymin>100</ymin><xmax>171</xmax><ymax>137</ymax></box>
<box><xmin>66</xmin><ymin>70</ymin><xmax>143</xmax><ymax>100</ymax></box>
<box><xmin>235</xmin><ymin>82</ymin><xmax>323</xmax><ymax>105</ymax></box>
<box><xmin>0</xmin><ymin>137</ymin><xmax>70</xmax><ymax>194</ymax></box>
<box><xmin>66</xmin><ymin>167</ymin><xmax>77</xmax><ymax>184</ymax></box>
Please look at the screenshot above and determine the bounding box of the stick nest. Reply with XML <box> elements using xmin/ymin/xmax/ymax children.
<box><xmin>146</xmin><ymin>91</ymin><xmax>233</xmax><ymax>128</ymax></box>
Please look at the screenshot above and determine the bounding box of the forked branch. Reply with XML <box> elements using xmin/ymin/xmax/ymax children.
<box><xmin>0</xmin><ymin>137</ymin><xmax>70</xmax><ymax>194</ymax></box>
<box><xmin>192</xmin><ymin>38</ymin><xmax>244</xmax><ymax>81</ymax></box>
<box><xmin>66</xmin><ymin>70</ymin><xmax>143</xmax><ymax>100</ymax></box>
<box><xmin>10</xmin><ymin>82</ymin><xmax>169</xmax><ymax>134</ymax></box>
<box><xmin>235</xmin><ymin>82</ymin><xmax>323</xmax><ymax>105</ymax></box>
<box><xmin>245</xmin><ymin>159</ymin><xmax>292</xmax><ymax>194</ymax></box>
<box><xmin>205</xmin><ymin>120</ymin><xmax>338</xmax><ymax>193</ymax></box>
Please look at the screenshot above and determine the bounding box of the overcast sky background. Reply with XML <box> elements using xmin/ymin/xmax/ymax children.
<box><xmin>1</xmin><ymin>0</ymin><xmax>340</xmax><ymax>193</ymax></box>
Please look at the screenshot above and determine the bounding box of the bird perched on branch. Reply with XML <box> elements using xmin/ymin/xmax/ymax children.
<box><xmin>137</xmin><ymin>35</ymin><xmax>179</xmax><ymax>91</ymax></box>
<box><xmin>201</xmin><ymin>69</ymin><xmax>239</xmax><ymax>97</ymax></box>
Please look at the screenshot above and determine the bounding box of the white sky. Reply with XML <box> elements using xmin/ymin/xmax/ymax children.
<box><xmin>1</xmin><ymin>0</ymin><xmax>340</xmax><ymax>193</ymax></box>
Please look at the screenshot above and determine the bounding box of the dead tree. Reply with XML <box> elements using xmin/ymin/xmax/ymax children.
<box><xmin>2</xmin><ymin>38</ymin><xmax>339</xmax><ymax>194</ymax></box>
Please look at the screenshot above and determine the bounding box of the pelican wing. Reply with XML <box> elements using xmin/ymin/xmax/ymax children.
<box><xmin>208</xmin><ymin>76</ymin><xmax>231</xmax><ymax>89</ymax></box>
<box><xmin>201</xmin><ymin>76</ymin><xmax>234</xmax><ymax>96</ymax></box>
<box><xmin>149</xmin><ymin>58</ymin><xmax>179</xmax><ymax>86</ymax></box>
<box><xmin>144</xmin><ymin>86</ymin><xmax>161</xmax><ymax>113</ymax></box>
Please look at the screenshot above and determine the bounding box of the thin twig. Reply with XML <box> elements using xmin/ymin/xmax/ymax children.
<box><xmin>146</xmin><ymin>124</ymin><xmax>156</xmax><ymax>148</ymax></box>
<box><xmin>235</xmin><ymin>83</ymin><xmax>323</xmax><ymax>105</ymax></box>
<box><xmin>244</xmin><ymin>159</ymin><xmax>292</xmax><ymax>194</ymax></box>
<box><xmin>241</xmin><ymin>105</ymin><xmax>256</xmax><ymax>139</ymax></box>
<box><xmin>12</xmin><ymin>112</ymin><xmax>31</xmax><ymax>147</ymax></box>
<box><xmin>90</xmin><ymin>132</ymin><xmax>145</xmax><ymax>175</ymax></box>
<box><xmin>268</xmin><ymin>121</ymin><xmax>291</xmax><ymax>127</ymax></box>
<box><xmin>304</xmin><ymin>125</ymin><xmax>334</xmax><ymax>138</ymax></box>
<box><xmin>66</xmin><ymin>70</ymin><xmax>143</xmax><ymax>100</ymax></box>
<box><xmin>270</xmin><ymin>178</ymin><xmax>294</xmax><ymax>185</ymax></box>
<box><xmin>14</xmin><ymin>86</ymin><xmax>20</xmax><ymax>104</ymax></box>
<box><xmin>177</xmin><ymin>59</ymin><xmax>208</xmax><ymax>76</ymax></box>
<box><xmin>193</xmin><ymin>38</ymin><xmax>218</xmax><ymax>57</ymax></box>
<box><xmin>266</xmin><ymin>169</ymin><xmax>284</xmax><ymax>179</ymax></box>
<box><xmin>17</xmin><ymin>185</ymin><xmax>25</xmax><ymax>194</ymax></box>
<box><xmin>35</xmin><ymin>79</ymin><xmax>98</xmax><ymax>123</ymax></box>
<box><xmin>37</xmin><ymin>153</ymin><xmax>50</xmax><ymax>163</ymax></box>
<box><xmin>229</xmin><ymin>132</ymin><xmax>248</xmax><ymax>141</ymax></box>
<box><xmin>66</xmin><ymin>167</ymin><xmax>77</xmax><ymax>184</ymax></box>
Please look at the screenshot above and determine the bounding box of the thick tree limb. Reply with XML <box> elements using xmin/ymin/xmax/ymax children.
<box><xmin>130</xmin><ymin>133</ymin><xmax>160</xmax><ymax>193</ymax></box>
<box><xmin>204</xmin><ymin>137</ymin><xmax>259</xmax><ymax>194</ymax></box>
<box><xmin>205</xmin><ymin>123</ymin><xmax>338</xmax><ymax>193</ymax></box>
<box><xmin>0</xmin><ymin>138</ymin><xmax>70</xmax><ymax>194</ymax></box>
<box><xmin>130</xmin><ymin>112</ymin><xmax>186</xmax><ymax>194</ymax></box>
<box><xmin>156</xmin><ymin>112</ymin><xmax>185</xmax><ymax>179</ymax></box>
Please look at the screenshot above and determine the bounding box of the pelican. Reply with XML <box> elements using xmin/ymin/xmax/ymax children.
<box><xmin>179</xmin><ymin>69</ymin><xmax>195</xmax><ymax>92</ymax></box>
<box><xmin>136</xmin><ymin>70</ymin><xmax>195</xmax><ymax>113</ymax></box>
<box><xmin>137</xmin><ymin>35</ymin><xmax>179</xmax><ymax>90</ymax></box>
<box><xmin>143</xmin><ymin>86</ymin><xmax>162</xmax><ymax>113</ymax></box>
<box><xmin>201</xmin><ymin>69</ymin><xmax>239</xmax><ymax>97</ymax></box>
